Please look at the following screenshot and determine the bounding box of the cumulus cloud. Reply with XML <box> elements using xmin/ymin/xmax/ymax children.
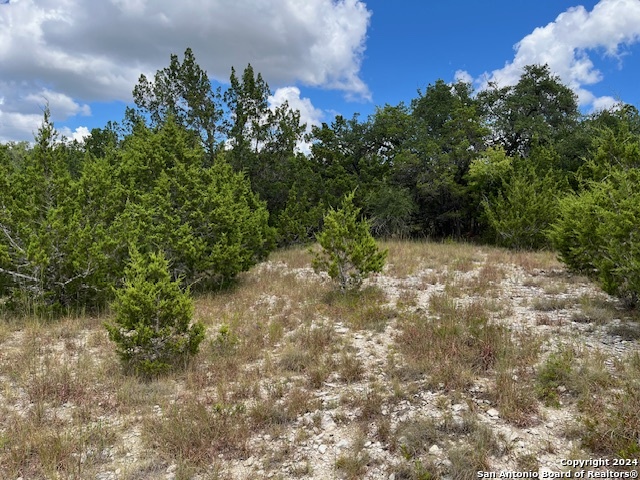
<box><xmin>475</xmin><ymin>0</ymin><xmax>640</xmax><ymax>110</ymax></box>
<box><xmin>454</xmin><ymin>69</ymin><xmax>474</xmax><ymax>85</ymax></box>
<box><xmin>269</xmin><ymin>87</ymin><xmax>324</xmax><ymax>129</ymax></box>
<box><xmin>0</xmin><ymin>110</ymin><xmax>43</xmax><ymax>144</ymax></box>
<box><xmin>269</xmin><ymin>86</ymin><xmax>324</xmax><ymax>154</ymax></box>
<box><xmin>59</xmin><ymin>125</ymin><xmax>91</xmax><ymax>143</ymax></box>
<box><xmin>0</xmin><ymin>0</ymin><xmax>371</xmax><ymax>141</ymax></box>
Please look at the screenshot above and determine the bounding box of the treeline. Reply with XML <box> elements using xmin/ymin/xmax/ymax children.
<box><xmin>2</xmin><ymin>48</ymin><xmax>640</xmax><ymax>313</ymax></box>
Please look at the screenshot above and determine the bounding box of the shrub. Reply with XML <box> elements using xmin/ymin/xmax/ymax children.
<box><xmin>549</xmin><ymin>168</ymin><xmax>640</xmax><ymax>305</ymax></box>
<box><xmin>483</xmin><ymin>163</ymin><xmax>564</xmax><ymax>250</ymax></box>
<box><xmin>364</xmin><ymin>184</ymin><xmax>416</xmax><ymax>238</ymax></box>
<box><xmin>106</xmin><ymin>248</ymin><xmax>205</xmax><ymax>377</ymax></box>
<box><xmin>311</xmin><ymin>191</ymin><xmax>387</xmax><ymax>290</ymax></box>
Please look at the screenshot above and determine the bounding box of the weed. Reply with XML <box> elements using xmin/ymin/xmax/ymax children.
<box><xmin>608</xmin><ymin>322</ymin><xmax>640</xmax><ymax>341</ymax></box>
<box><xmin>516</xmin><ymin>452</ymin><xmax>540</xmax><ymax>471</ymax></box>
<box><xmin>531</xmin><ymin>296</ymin><xmax>573</xmax><ymax>312</ymax></box>
<box><xmin>536</xmin><ymin>348</ymin><xmax>575</xmax><ymax>407</ymax></box>
<box><xmin>395</xmin><ymin>417</ymin><xmax>441</xmax><ymax>459</ymax></box>
<box><xmin>335</xmin><ymin>431</ymin><xmax>371</xmax><ymax>479</ymax></box>
<box><xmin>338</xmin><ymin>351</ymin><xmax>365</xmax><ymax>383</ymax></box>
<box><xmin>396</xmin><ymin>296</ymin><xmax>511</xmax><ymax>391</ymax></box>
<box><xmin>142</xmin><ymin>400</ymin><xmax>249</xmax><ymax>465</ymax></box>
<box><xmin>448</xmin><ymin>445</ymin><xmax>490</xmax><ymax>480</ymax></box>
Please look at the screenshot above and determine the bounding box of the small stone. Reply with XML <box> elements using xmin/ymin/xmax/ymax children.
<box><xmin>166</xmin><ymin>464</ymin><xmax>177</xmax><ymax>474</ymax></box>
<box><xmin>429</xmin><ymin>444</ymin><xmax>441</xmax><ymax>455</ymax></box>
<box><xmin>452</xmin><ymin>403</ymin><xmax>465</xmax><ymax>412</ymax></box>
<box><xmin>487</xmin><ymin>408</ymin><xmax>500</xmax><ymax>418</ymax></box>
<box><xmin>318</xmin><ymin>444</ymin><xmax>327</xmax><ymax>454</ymax></box>
<box><xmin>244</xmin><ymin>457</ymin><xmax>254</xmax><ymax>467</ymax></box>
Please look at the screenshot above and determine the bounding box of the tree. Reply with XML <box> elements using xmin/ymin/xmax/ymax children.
<box><xmin>311</xmin><ymin>191</ymin><xmax>387</xmax><ymax>290</ymax></box>
<box><xmin>550</xmin><ymin>168</ymin><xmax>640</xmax><ymax>306</ymax></box>
<box><xmin>0</xmin><ymin>108</ymin><xmax>111</xmax><ymax>313</ymax></box>
<box><xmin>364</xmin><ymin>183</ymin><xmax>416</xmax><ymax>238</ymax></box>
<box><xmin>479</xmin><ymin>64</ymin><xmax>579</xmax><ymax>158</ymax></box>
<box><xmin>482</xmin><ymin>163</ymin><xmax>565</xmax><ymax>250</ymax></box>
<box><xmin>224</xmin><ymin>64</ymin><xmax>311</xmax><ymax>240</ymax></box>
<box><xmin>390</xmin><ymin>80</ymin><xmax>487</xmax><ymax>237</ymax></box>
<box><xmin>106</xmin><ymin>248</ymin><xmax>205</xmax><ymax>377</ymax></box>
<box><xmin>577</xmin><ymin>105</ymin><xmax>640</xmax><ymax>184</ymax></box>
<box><xmin>111</xmin><ymin>118</ymin><xmax>274</xmax><ymax>289</ymax></box>
<box><xmin>132</xmin><ymin>47</ymin><xmax>224</xmax><ymax>160</ymax></box>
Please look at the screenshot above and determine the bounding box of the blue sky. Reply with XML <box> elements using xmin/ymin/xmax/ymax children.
<box><xmin>1</xmin><ymin>0</ymin><xmax>639</xmax><ymax>143</ymax></box>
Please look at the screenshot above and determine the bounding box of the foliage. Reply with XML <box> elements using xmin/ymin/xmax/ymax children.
<box><xmin>478</xmin><ymin>64</ymin><xmax>579</xmax><ymax>158</ymax></box>
<box><xmin>364</xmin><ymin>183</ymin><xmax>416</xmax><ymax>238</ymax></box>
<box><xmin>275</xmin><ymin>184</ymin><xmax>325</xmax><ymax>246</ymax></box>
<box><xmin>0</xmin><ymin>109</ymin><xmax>116</xmax><ymax>314</ymax></box>
<box><xmin>550</xmin><ymin>168</ymin><xmax>640</xmax><ymax>305</ymax></box>
<box><xmin>132</xmin><ymin>47</ymin><xmax>224</xmax><ymax>160</ymax></box>
<box><xmin>390</xmin><ymin>79</ymin><xmax>487</xmax><ymax>237</ymax></box>
<box><xmin>577</xmin><ymin>107</ymin><xmax>640</xmax><ymax>184</ymax></box>
<box><xmin>106</xmin><ymin>248</ymin><xmax>205</xmax><ymax>377</ymax></box>
<box><xmin>111</xmin><ymin>119</ymin><xmax>275</xmax><ymax>289</ymax></box>
<box><xmin>311</xmin><ymin>192</ymin><xmax>387</xmax><ymax>290</ymax></box>
<box><xmin>0</xmin><ymin>109</ymin><xmax>274</xmax><ymax>316</ymax></box>
<box><xmin>483</xmin><ymin>163</ymin><xmax>564</xmax><ymax>250</ymax></box>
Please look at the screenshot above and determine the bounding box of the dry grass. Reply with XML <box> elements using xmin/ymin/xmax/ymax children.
<box><xmin>1</xmin><ymin>240</ymin><xmax>638</xmax><ymax>478</ymax></box>
<box><xmin>394</xmin><ymin>295</ymin><xmax>514</xmax><ymax>391</ymax></box>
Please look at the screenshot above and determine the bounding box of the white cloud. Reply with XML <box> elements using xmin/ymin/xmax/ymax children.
<box><xmin>59</xmin><ymin>125</ymin><xmax>90</xmax><ymax>143</ymax></box>
<box><xmin>0</xmin><ymin>0</ymin><xmax>371</xmax><ymax>141</ymax></box>
<box><xmin>454</xmin><ymin>70</ymin><xmax>473</xmax><ymax>85</ymax></box>
<box><xmin>24</xmin><ymin>89</ymin><xmax>91</xmax><ymax>119</ymax></box>
<box><xmin>269</xmin><ymin>86</ymin><xmax>324</xmax><ymax>154</ymax></box>
<box><xmin>591</xmin><ymin>95</ymin><xmax>619</xmax><ymax>112</ymax></box>
<box><xmin>0</xmin><ymin>110</ymin><xmax>42</xmax><ymax>143</ymax></box>
<box><xmin>269</xmin><ymin>87</ymin><xmax>324</xmax><ymax>129</ymax></box>
<box><xmin>476</xmin><ymin>0</ymin><xmax>640</xmax><ymax>110</ymax></box>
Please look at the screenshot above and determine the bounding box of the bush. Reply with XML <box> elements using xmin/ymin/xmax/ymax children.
<box><xmin>550</xmin><ymin>168</ymin><xmax>640</xmax><ymax>306</ymax></box>
<box><xmin>106</xmin><ymin>248</ymin><xmax>205</xmax><ymax>377</ymax></box>
<box><xmin>311</xmin><ymin>191</ymin><xmax>387</xmax><ymax>290</ymax></box>
<box><xmin>483</xmin><ymin>164</ymin><xmax>564</xmax><ymax>250</ymax></box>
<box><xmin>364</xmin><ymin>184</ymin><xmax>416</xmax><ymax>238</ymax></box>
<box><xmin>0</xmin><ymin>115</ymin><xmax>274</xmax><ymax>316</ymax></box>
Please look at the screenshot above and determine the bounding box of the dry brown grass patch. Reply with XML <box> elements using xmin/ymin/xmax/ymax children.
<box><xmin>143</xmin><ymin>398</ymin><xmax>249</xmax><ymax>466</ymax></box>
<box><xmin>396</xmin><ymin>295</ymin><xmax>512</xmax><ymax>391</ymax></box>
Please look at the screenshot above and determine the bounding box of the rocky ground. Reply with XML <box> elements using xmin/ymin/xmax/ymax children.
<box><xmin>1</xmin><ymin>242</ymin><xmax>639</xmax><ymax>479</ymax></box>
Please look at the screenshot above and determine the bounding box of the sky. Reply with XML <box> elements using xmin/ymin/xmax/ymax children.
<box><xmin>1</xmin><ymin>0</ymin><xmax>640</xmax><ymax>144</ymax></box>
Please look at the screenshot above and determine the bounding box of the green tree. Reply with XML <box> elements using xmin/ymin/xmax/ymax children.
<box><xmin>112</xmin><ymin>118</ymin><xmax>274</xmax><ymax>289</ymax></box>
<box><xmin>390</xmin><ymin>80</ymin><xmax>487</xmax><ymax>237</ymax></box>
<box><xmin>479</xmin><ymin>64</ymin><xmax>579</xmax><ymax>158</ymax></box>
<box><xmin>483</xmin><ymin>163</ymin><xmax>565</xmax><ymax>250</ymax></box>
<box><xmin>311</xmin><ymin>191</ymin><xmax>387</xmax><ymax>290</ymax></box>
<box><xmin>133</xmin><ymin>47</ymin><xmax>224</xmax><ymax>160</ymax></box>
<box><xmin>0</xmin><ymin>109</ymin><xmax>111</xmax><ymax>313</ymax></box>
<box><xmin>550</xmin><ymin>168</ymin><xmax>640</xmax><ymax>306</ymax></box>
<box><xmin>275</xmin><ymin>183</ymin><xmax>325</xmax><ymax>246</ymax></box>
<box><xmin>224</xmin><ymin>64</ymin><xmax>310</xmax><ymax>238</ymax></box>
<box><xmin>106</xmin><ymin>248</ymin><xmax>205</xmax><ymax>377</ymax></box>
<box><xmin>364</xmin><ymin>183</ymin><xmax>416</xmax><ymax>238</ymax></box>
<box><xmin>577</xmin><ymin>106</ymin><xmax>640</xmax><ymax>184</ymax></box>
